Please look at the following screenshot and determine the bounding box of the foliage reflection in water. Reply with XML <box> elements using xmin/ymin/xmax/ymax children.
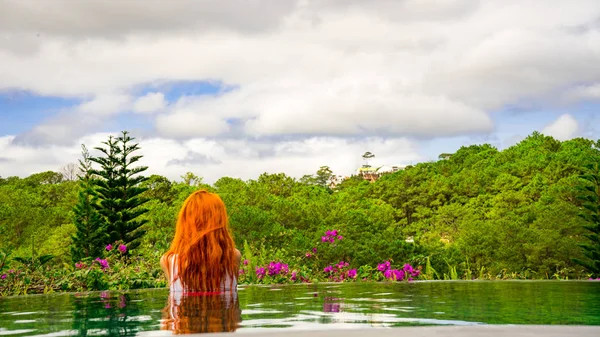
<box><xmin>0</xmin><ymin>281</ymin><xmax>599</xmax><ymax>336</ymax></box>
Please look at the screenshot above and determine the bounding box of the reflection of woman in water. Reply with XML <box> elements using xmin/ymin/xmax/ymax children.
<box><xmin>161</xmin><ymin>292</ymin><xmax>242</xmax><ymax>333</ymax></box>
<box><xmin>160</xmin><ymin>190</ymin><xmax>242</xmax><ymax>333</ymax></box>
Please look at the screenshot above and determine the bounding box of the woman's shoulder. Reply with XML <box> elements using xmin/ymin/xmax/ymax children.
<box><xmin>160</xmin><ymin>253</ymin><xmax>176</xmax><ymax>266</ymax></box>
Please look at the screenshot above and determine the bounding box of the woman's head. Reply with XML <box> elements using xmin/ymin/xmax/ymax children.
<box><xmin>166</xmin><ymin>190</ymin><xmax>237</xmax><ymax>291</ymax></box>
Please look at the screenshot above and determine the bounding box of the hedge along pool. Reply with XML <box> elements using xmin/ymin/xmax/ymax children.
<box><xmin>0</xmin><ymin>281</ymin><xmax>599</xmax><ymax>336</ymax></box>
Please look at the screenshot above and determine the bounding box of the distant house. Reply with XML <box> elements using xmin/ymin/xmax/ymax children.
<box><xmin>377</xmin><ymin>165</ymin><xmax>405</xmax><ymax>174</ymax></box>
<box><xmin>356</xmin><ymin>165</ymin><xmax>405</xmax><ymax>182</ymax></box>
<box><xmin>327</xmin><ymin>175</ymin><xmax>347</xmax><ymax>189</ymax></box>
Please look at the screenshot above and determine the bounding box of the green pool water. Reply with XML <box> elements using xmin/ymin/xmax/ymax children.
<box><xmin>0</xmin><ymin>281</ymin><xmax>599</xmax><ymax>335</ymax></box>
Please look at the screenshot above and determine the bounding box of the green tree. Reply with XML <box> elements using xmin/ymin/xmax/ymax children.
<box><xmin>71</xmin><ymin>145</ymin><xmax>107</xmax><ymax>262</ymax></box>
<box><xmin>181</xmin><ymin>172</ymin><xmax>203</xmax><ymax>186</ymax></box>
<box><xmin>141</xmin><ymin>174</ymin><xmax>174</xmax><ymax>204</ymax></box>
<box><xmin>91</xmin><ymin>131</ymin><xmax>149</xmax><ymax>252</ymax></box>
<box><xmin>572</xmin><ymin>162</ymin><xmax>600</xmax><ymax>277</ymax></box>
<box><xmin>315</xmin><ymin>166</ymin><xmax>333</xmax><ymax>187</ymax></box>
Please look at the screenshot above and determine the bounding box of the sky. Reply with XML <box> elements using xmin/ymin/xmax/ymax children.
<box><xmin>1</xmin><ymin>0</ymin><xmax>599</xmax><ymax>183</ymax></box>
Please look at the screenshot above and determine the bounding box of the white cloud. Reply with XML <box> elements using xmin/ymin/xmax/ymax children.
<box><xmin>78</xmin><ymin>94</ymin><xmax>132</xmax><ymax>116</ymax></box>
<box><xmin>154</xmin><ymin>108</ymin><xmax>230</xmax><ymax>138</ymax></box>
<box><xmin>155</xmin><ymin>81</ymin><xmax>494</xmax><ymax>138</ymax></box>
<box><xmin>564</xmin><ymin>83</ymin><xmax>600</xmax><ymax>102</ymax></box>
<box><xmin>1</xmin><ymin>1</ymin><xmax>599</xmax><ymax>139</ymax></box>
<box><xmin>542</xmin><ymin>114</ymin><xmax>580</xmax><ymax>141</ymax></box>
<box><xmin>0</xmin><ymin>0</ymin><xmax>296</xmax><ymax>41</ymax></box>
<box><xmin>1</xmin><ymin>0</ymin><xmax>600</xmax><ymax>177</ymax></box>
<box><xmin>0</xmin><ymin>133</ymin><xmax>422</xmax><ymax>183</ymax></box>
<box><xmin>133</xmin><ymin>92</ymin><xmax>166</xmax><ymax>114</ymax></box>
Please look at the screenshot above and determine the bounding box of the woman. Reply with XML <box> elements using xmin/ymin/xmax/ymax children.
<box><xmin>160</xmin><ymin>190</ymin><xmax>241</xmax><ymax>293</ymax></box>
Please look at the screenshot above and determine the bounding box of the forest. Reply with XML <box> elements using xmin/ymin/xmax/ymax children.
<box><xmin>1</xmin><ymin>131</ymin><xmax>599</xmax><ymax>295</ymax></box>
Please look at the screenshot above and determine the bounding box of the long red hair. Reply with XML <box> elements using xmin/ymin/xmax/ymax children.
<box><xmin>165</xmin><ymin>190</ymin><xmax>237</xmax><ymax>291</ymax></box>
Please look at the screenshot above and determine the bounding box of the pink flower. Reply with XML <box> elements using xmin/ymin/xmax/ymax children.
<box><xmin>312</xmin><ymin>247</ymin><xmax>317</xmax><ymax>254</ymax></box>
<box><xmin>291</xmin><ymin>271</ymin><xmax>297</xmax><ymax>282</ymax></box>
<box><xmin>337</xmin><ymin>235</ymin><xmax>343</xmax><ymax>240</ymax></box>
<box><xmin>255</xmin><ymin>267</ymin><xmax>266</xmax><ymax>279</ymax></box>
<box><xmin>95</xmin><ymin>258</ymin><xmax>109</xmax><ymax>270</ymax></box>
<box><xmin>8</xmin><ymin>269</ymin><xmax>14</xmax><ymax>274</ymax></box>
<box><xmin>321</xmin><ymin>236</ymin><xmax>328</xmax><ymax>242</ymax></box>
<box><xmin>332</xmin><ymin>230</ymin><xmax>338</xmax><ymax>236</ymax></box>
<box><xmin>0</xmin><ymin>274</ymin><xmax>6</xmax><ymax>280</ymax></box>
<box><xmin>243</xmin><ymin>259</ymin><xmax>249</xmax><ymax>266</ymax></box>
<box><xmin>75</xmin><ymin>262</ymin><xmax>85</xmax><ymax>269</ymax></box>
<box><xmin>306</xmin><ymin>252</ymin><xmax>312</xmax><ymax>258</ymax></box>
<box><xmin>118</xmin><ymin>244</ymin><xmax>127</xmax><ymax>253</ymax></box>
<box><xmin>105</xmin><ymin>244</ymin><xmax>113</xmax><ymax>251</ymax></box>
<box><xmin>324</xmin><ymin>266</ymin><xmax>334</xmax><ymax>273</ymax></box>
<box><xmin>267</xmin><ymin>261</ymin><xmax>289</xmax><ymax>276</ymax></box>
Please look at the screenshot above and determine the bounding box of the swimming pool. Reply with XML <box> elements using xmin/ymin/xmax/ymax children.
<box><xmin>0</xmin><ymin>281</ymin><xmax>599</xmax><ymax>335</ymax></box>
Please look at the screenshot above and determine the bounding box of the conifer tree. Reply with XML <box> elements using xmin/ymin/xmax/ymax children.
<box><xmin>572</xmin><ymin>162</ymin><xmax>600</xmax><ymax>277</ymax></box>
<box><xmin>91</xmin><ymin>131</ymin><xmax>149</xmax><ymax>252</ymax></box>
<box><xmin>71</xmin><ymin>145</ymin><xmax>107</xmax><ymax>262</ymax></box>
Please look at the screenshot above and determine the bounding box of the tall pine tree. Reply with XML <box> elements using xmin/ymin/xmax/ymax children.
<box><xmin>71</xmin><ymin>145</ymin><xmax>107</xmax><ymax>262</ymax></box>
<box><xmin>91</xmin><ymin>131</ymin><xmax>149</xmax><ymax>252</ymax></box>
<box><xmin>572</xmin><ymin>162</ymin><xmax>600</xmax><ymax>277</ymax></box>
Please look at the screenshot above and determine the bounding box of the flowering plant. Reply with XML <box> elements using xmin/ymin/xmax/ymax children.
<box><xmin>323</xmin><ymin>260</ymin><xmax>357</xmax><ymax>282</ymax></box>
<box><xmin>321</xmin><ymin>230</ymin><xmax>343</xmax><ymax>243</ymax></box>
<box><xmin>377</xmin><ymin>261</ymin><xmax>420</xmax><ymax>281</ymax></box>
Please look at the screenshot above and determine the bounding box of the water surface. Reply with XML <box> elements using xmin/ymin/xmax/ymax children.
<box><xmin>0</xmin><ymin>281</ymin><xmax>598</xmax><ymax>336</ymax></box>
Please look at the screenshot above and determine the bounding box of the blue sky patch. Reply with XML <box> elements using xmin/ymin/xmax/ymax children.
<box><xmin>0</xmin><ymin>91</ymin><xmax>82</xmax><ymax>135</ymax></box>
<box><xmin>131</xmin><ymin>80</ymin><xmax>237</xmax><ymax>103</ymax></box>
<box><xmin>110</xmin><ymin>112</ymin><xmax>155</xmax><ymax>136</ymax></box>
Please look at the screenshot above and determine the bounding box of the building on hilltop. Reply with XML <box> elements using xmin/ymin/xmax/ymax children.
<box><xmin>327</xmin><ymin>175</ymin><xmax>348</xmax><ymax>189</ymax></box>
<box><xmin>356</xmin><ymin>165</ymin><xmax>405</xmax><ymax>182</ymax></box>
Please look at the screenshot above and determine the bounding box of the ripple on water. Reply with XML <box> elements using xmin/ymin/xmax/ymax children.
<box><xmin>0</xmin><ymin>329</ymin><xmax>37</xmax><ymax>336</ymax></box>
<box><xmin>242</xmin><ymin>309</ymin><xmax>285</xmax><ymax>315</ymax></box>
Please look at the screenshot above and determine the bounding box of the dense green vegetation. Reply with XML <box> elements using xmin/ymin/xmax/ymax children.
<box><xmin>1</xmin><ymin>132</ymin><xmax>599</xmax><ymax>295</ymax></box>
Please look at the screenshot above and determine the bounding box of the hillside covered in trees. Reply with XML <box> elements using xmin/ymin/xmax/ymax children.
<box><xmin>1</xmin><ymin>132</ymin><xmax>599</xmax><ymax>294</ymax></box>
